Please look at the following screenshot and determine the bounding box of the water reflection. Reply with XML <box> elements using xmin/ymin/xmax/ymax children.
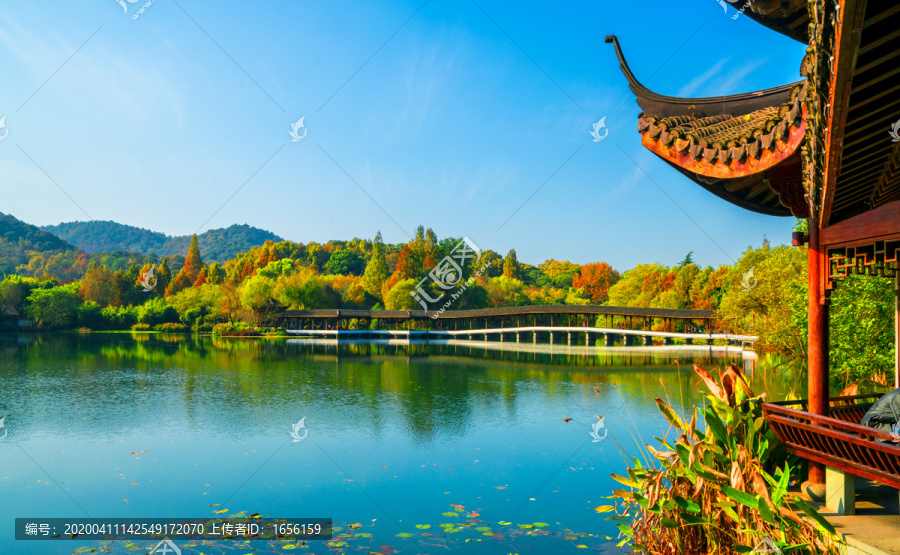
<box><xmin>0</xmin><ymin>333</ymin><xmax>803</xmax><ymax>555</ymax></box>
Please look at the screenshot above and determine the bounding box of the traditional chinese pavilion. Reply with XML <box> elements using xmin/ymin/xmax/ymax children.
<box><xmin>611</xmin><ymin>0</ymin><xmax>900</xmax><ymax>497</ymax></box>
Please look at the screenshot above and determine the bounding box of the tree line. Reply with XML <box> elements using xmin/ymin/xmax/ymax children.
<box><xmin>0</xmin><ymin>224</ymin><xmax>892</xmax><ymax>386</ymax></box>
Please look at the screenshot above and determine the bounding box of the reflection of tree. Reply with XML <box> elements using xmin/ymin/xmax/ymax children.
<box><xmin>0</xmin><ymin>335</ymin><xmax>801</xmax><ymax>447</ymax></box>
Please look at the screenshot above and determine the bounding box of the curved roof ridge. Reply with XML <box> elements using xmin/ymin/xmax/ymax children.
<box><xmin>605</xmin><ymin>35</ymin><xmax>803</xmax><ymax>118</ymax></box>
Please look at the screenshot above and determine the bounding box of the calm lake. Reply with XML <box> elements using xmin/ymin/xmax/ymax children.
<box><xmin>0</xmin><ymin>334</ymin><xmax>801</xmax><ymax>554</ymax></box>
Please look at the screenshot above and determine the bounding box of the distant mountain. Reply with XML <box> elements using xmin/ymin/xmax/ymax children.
<box><xmin>42</xmin><ymin>220</ymin><xmax>284</xmax><ymax>262</ymax></box>
<box><xmin>0</xmin><ymin>212</ymin><xmax>79</xmax><ymax>276</ymax></box>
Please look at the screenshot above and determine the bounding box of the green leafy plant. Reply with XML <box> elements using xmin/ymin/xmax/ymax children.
<box><xmin>603</xmin><ymin>363</ymin><xmax>841</xmax><ymax>554</ymax></box>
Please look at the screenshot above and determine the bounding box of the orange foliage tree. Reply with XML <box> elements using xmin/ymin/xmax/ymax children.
<box><xmin>572</xmin><ymin>262</ymin><xmax>619</xmax><ymax>303</ymax></box>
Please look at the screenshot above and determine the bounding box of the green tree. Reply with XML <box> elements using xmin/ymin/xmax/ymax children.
<box><xmin>383</xmin><ymin>278</ymin><xmax>422</xmax><ymax>310</ymax></box>
<box><xmin>206</xmin><ymin>262</ymin><xmax>224</xmax><ymax>285</ymax></box>
<box><xmin>240</xmin><ymin>275</ymin><xmax>279</xmax><ymax>324</ymax></box>
<box><xmin>829</xmin><ymin>274</ymin><xmax>894</xmax><ymax>386</ymax></box>
<box><xmin>718</xmin><ymin>243</ymin><xmax>806</xmax><ymax>356</ymax></box>
<box><xmin>677</xmin><ymin>251</ymin><xmax>695</xmax><ymax>267</ymax></box>
<box><xmin>325</xmin><ymin>249</ymin><xmax>366</xmax><ymax>276</ymax></box>
<box><xmin>362</xmin><ymin>232</ymin><xmax>391</xmax><ymax>298</ymax></box>
<box><xmin>274</xmin><ymin>269</ymin><xmax>341</xmax><ymax>310</ymax></box>
<box><xmin>26</xmin><ymin>284</ymin><xmax>81</xmax><ymax>328</ymax></box>
<box><xmin>136</xmin><ymin>297</ymin><xmax>180</xmax><ymax>326</ymax></box>
<box><xmin>479</xmin><ymin>250</ymin><xmax>504</xmax><ymax>278</ymax></box>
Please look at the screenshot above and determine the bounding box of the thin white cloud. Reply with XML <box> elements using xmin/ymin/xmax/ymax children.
<box><xmin>677</xmin><ymin>58</ymin><xmax>730</xmax><ymax>97</ymax></box>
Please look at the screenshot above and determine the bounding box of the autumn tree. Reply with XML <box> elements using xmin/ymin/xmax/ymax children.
<box><xmin>538</xmin><ymin>259</ymin><xmax>582</xmax><ymax>289</ymax></box>
<box><xmin>166</xmin><ymin>235</ymin><xmax>204</xmax><ymax>296</ymax></box>
<box><xmin>382</xmin><ymin>244</ymin><xmax>419</xmax><ymax>298</ymax></box>
<box><xmin>484</xmin><ymin>276</ymin><xmax>527</xmax><ymax>307</ymax></box>
<box><xmin>502</xmin><ymin>249</ymin><xmax>522</xmax><ymax>280</ymax></box>
<box><xmin>572</xmin><ymin>262</ymin><xmax>619</xmax><ymax>304</ymax></box>
<box><xmin>79</xmin><ymin>262</ymin><xmax>117</xmax><ymax>307</ymax></box>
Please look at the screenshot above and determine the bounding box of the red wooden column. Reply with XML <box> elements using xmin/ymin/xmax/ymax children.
<box><xmin>808</xmin><ymin>222</ymin><xmax>829</xmax><ymax>485</ymax></box>
<box><xmin>896</xmin><ymin>272</ymin><xmax>900</xmax><ymax>388</ymax></box>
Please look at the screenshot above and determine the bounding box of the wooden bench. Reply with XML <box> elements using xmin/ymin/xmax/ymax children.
<box><xmin>762</xmin><ymin>396</ymin><xmax>900</xmax><ymax>515</ymax></box>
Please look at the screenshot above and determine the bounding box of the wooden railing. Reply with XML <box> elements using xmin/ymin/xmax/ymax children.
<box><xmin>769</xmin><ymin>393</ymin><xmax>881</xmax><ymax>424</ymax></box>
<box><xmin>762</xmin><ymin>402</ymin><xmax>900</xmax><ymax>490</ymax></box>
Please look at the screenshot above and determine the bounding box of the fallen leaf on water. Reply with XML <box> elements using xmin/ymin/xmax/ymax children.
<box><xmin>129</xmin><ymin>483</ymin><xmax>138</xmax><ymax>486</ymax></box>
<box><xmin>213</xmin><ymin>509</ymin><xmax>228</xmax><ymax>514</ymax></box>
<box><xmin>562</xmin><ymin>418</ymin><xmax>573</xmax><ymax>422</ymax></box>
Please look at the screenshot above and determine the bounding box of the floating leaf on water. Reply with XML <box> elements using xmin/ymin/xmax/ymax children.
<box><xmin>213</xmin><ymin>509</ymin><xmax>228</xmax><ymax>514</ymax></box>
<box><xmin>532</xmin><ymin>522</ymin><xmax>549</xmax><ymax>527</ymax></box>
<box><xmin>355</xmin><ymin>533</ymin><xmax>372</xmax><ymax>538</ymax></box>
<box><xmin>474</xmin><ymin>527</ymin><xmax>492</xmax><ymax>532</ymax></box>
<box><xmin>518</xmin><ymin>524</ymin><xmax>534</xmax><ymax>529</ymax></box>
<box><xmin>396</xmin><ymin>533</ymin><xmax>412</xmax><ymax>538</ymax></box>
<box><xmin>498</xmin><ymin>521</ymin><xmax>512</xmax><ymax>526</ymax></box>
<box><xmin>593</xmin><ymin>505</ymin><xmax>614</xmax><ymax>513</ymax></box>
<box><xmin>415</xmin><ymin>524</ymin><xmax>430</xmax><ymax>529</ymax></box>
<box><xmin>441</xmin><ymin>512</ymin><xmax>458</xmax><ymax>517</ymax></box>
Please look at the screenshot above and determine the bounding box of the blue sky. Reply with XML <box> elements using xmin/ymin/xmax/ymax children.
<box><xmin>0</xmin><ymin>0</ymin><xmax>807</xmax><ymax>270</ymax></box>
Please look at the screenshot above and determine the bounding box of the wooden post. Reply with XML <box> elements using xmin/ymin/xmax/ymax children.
<box><xmin>808</xmin><ymin>222</ymin><xmax>829</xmax><ymax>485</ymax></box>
<box><xmin>896</xmin><ymin>272</ymin><xmax>900</xmax><ymax>388</ymax></box>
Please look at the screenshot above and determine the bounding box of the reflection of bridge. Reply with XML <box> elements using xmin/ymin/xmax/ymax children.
<box><xmin>275</xmin><ymin>306</ymin><xmax>755</xmax><ymax>347</ymax></box>
<box><xmin>285</xmin><ymin>327</ymin><xmax>756</xmax><ymax>346</ymax></box>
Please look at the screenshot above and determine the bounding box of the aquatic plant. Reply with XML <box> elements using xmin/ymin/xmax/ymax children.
<box><xmin>602</xmin><ymin>363</ymin><xmax>842</xmax><ymax>554</ymax></box>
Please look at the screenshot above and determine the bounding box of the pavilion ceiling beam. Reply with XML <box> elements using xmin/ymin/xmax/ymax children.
<box><xmin>862</xmin><ymin>4</ymin><xmax>900</xmax><ymax>29</ymax></box>
<box><xmin>842</xmin><ymin>125</ymin><xmax>899</xmax><ymax>151</ymax></box>
<box><xmin>846</xmin><ymin>97</ymin><xmax>900</xmax><ymax>127</ymax></box>
<box><xmin>820</xmin><ymin>199</ymin><xmax>900</xmax><ymax>247</ymax></box>
<box><xmin>849</xmin><ymin>65</ymin><xmax>900</xmax><ymax>95</ymax></box>
<box><xmin>853</xmin><ymin>49</ymin><xmax>900</xmax><ymax>76</ymax></box>
<box><xmin>838</xmin><ymin>155</ymin><xmax>892</xmax><ymax>181</ymax></box>
<box><xmin>821</xmin><ymin>0</ymin><xmax>868</xmax><ymax>227</ymax></box>
<box><xmin>858</xmin><ymin>27</ymin><xmax>900</xmax><ymax>56</ymax></box>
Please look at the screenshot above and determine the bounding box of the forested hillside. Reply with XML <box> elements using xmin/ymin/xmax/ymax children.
<box><xmin>42</xmin><ymin>221</ymin><xmax>283</xmax><ymax>262</ymax></box>
<box><xmin>0</xmin><ymin>212</ymin><xmax>77</xmax><ymax>277</ymax></box>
